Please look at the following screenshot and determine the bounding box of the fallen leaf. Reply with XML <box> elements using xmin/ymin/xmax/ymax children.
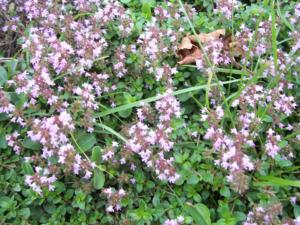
<box><xmin>229</xmin><ymin>41</ymin><xmax>244</xmax><ymax>57</ymax></box>
<box><xmin>177</xmin><ymin>29</ymin><xmax>226</xmax><ymax>65</ymax></box>
<box><xmin>189</xmin><ymin>29</ymin><xmax>225</xmax><ymax>44</ymax></box>
<box><xmin>178</xmin><ymin>36</ymin><xmax>193</xmax><ymax>50</ymax></box>
<box><xmin>178</xmin><ymin>46</ymin><xmax>202</xmax><ymax>65</ymax></box>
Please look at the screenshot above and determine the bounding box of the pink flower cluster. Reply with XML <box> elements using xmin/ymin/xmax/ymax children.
<box><xmin>6</xmin><ymin>131</ymin><xmax>22</xmax><ymax>154</ymax></box>
<box><xmin>265</xmin><ymin>129</ymin><xmax>281</xmax><ymax>158</ymax></box>
<box><xmin>25</xmin><ymin>167</ymin><xmax>57</xmax><ymax>195</ymax></box>
<box><xmin>113</xmin><ymin>46</ymin><xmax>128</xmax><ymax>78</ymax></box>
<box><xmin>73</xmin><ymin>83</ymin><xmax>98</xmax><ymax>111</ymax></box>
<box><xmin>214</xmin><ymin>0</ymin><xmax>239</xmax><ymax>19</ymax></box>
<box><xmin>0</xmin><ymin>90</ymin><xmax>15</xmax><ymax>114</ymax></box>
<box><xmin>103</xmin><ymin>187</ymin><xmax>126</xmax><ymax>213</ymax></box>
<box><xmin>137</xmin><ymin>12</ymin><xmax>182</xmax><ymax>81</ymax></box>
<box><xmin>23</xmin><ymin>112</ymin><xmax>94</xmax><ymax>193</ymax></box>
<box><xmin>125</xmin><ymin>91</ymin><xmax>181</xmax><ymax>183</ymax></box>
<box><xmin>244</xmin><ymin>203</ymin><xmax>285</xmax><ymax>225</ymax></box>
<box><xmin>163</xmin><ymin>215</ymin><xmax>184</xmax><ymax>225</ymax></box>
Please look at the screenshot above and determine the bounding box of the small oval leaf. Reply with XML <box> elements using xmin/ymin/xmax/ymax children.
<box><xmin>93</xmin><ymin>169</ymin><xmax>105</xmax><ymax>190</ymax></box>
<box><xmin>91</xmin><ymin>146</ymin><xmax>101</xmax><ymax>162</ymax></box>
<box><xmin>184</xmin><ymin>202</ymin><xmax>211</xmax><ymax>225</ymax></box>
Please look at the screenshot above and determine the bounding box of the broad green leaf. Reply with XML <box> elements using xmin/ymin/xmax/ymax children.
<box><xmin>262</xmin><ymin>115</ymin><xmax>273</xmax><ymax>122</ymax></box>
<box><xmin>0</xmin><ymin>66</ymin><xmax>8</xmax><ymax>86</ymax></box>
<box><xmin>93</xmin><ymin>169</ymin><xmax>105</xmax><ymax>190</ymax></box>
<box><xmin>294</xmin><ymin>205</ymin><xmax>300</xmax><ymax>217</ymax></box>
<box><xmin>184</xmin><ymin>203</ymin><xmax>211</xmax><ymax>225</ymax></box>
<box><xmin>118</xmin><ymin>108</ymin><xmax>132</xmax><ymax>118</ymax></box>
<box><xmin>10</xmin><ymin>93</ymin><xmax>27</xmax><ymax>108</ymax></box>
<box><xmin>22</xmin><ymin>162</ymin><xmax>34</xmax><ymax>175</ymax></box>
<box><xmin>5</xmin><ymin>59</ymin><xmax>18</xmax><ymax>76</ymax></box>
<box><xmin>19</xmin><ymin>208</ymin><xmax>30</xmax><ymax>219</ymax></box>
<box><xmin>0</xmin><ymin>128</ymin><xmax>7</xmax><ymax>149</ymax></box>
<box><xmin>278</xmin><ymin>140</ymin><xmax>288</xmax><ymax>148</ymax></box>
<box><xmin>0</xmin><ymin>113</ymin><xmax>9</xmax><ymax>121</ymax></box>
<box><xmin>152</xmin><ymin>192</ymin><xmax>160</xmax><ymax>207</ymax></box>
<box><xmin>120</xmin><ymin>0</ymin><xmax>131</xmax><ymax>3</ymax></box>
<box><xmin>0</xmin><ymin>196</ymin><xmax>13</xmax><ymax>211</ymax></box>
<box><xmin>187</xmin><ymin>173</ymin><xmax>200</xmax><ymax>185</ymax></box>
<box><xmin>75</xmin><ymin>131</ymin><xmax>97</xmax><ymax>151</ymax></box>
<box><xmin>142</xmin><ymin>3</ymin><xmax>152</xmax><ymax>20</ymax></box>
<box><xmin>91</xmin><ymin>146</ymin><xmax>101</xmax><ymax>162</ymax></box>
<box><xmin>177</xmin><ymin>93</ymin><xmax>191</xmax><ymax>102</ymax></box>
<box><xmin>274</xmin><ymin>155</ymin><xmax>292</xmax><ymax>168</ymax></box>
<box><xmin>22</xmin><ymin>137</ymin><xmax>42</xmax><ymax>150</ymax></box>
<box><xmin>220</xmin><ymin>186</ymin><xmax>231</xmax><ymax>198</ymax></box>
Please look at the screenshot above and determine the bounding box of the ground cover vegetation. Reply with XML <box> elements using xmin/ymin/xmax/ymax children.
<box><xmin>0</xmin><ymin>0</ymin><xmax>299</xmax><ymax>224</ymax></box>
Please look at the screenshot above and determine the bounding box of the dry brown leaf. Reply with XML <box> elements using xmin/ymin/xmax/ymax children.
<box><xmin>178</xmin><ymin>47</ymin><xmax>202</xmax><ymax>65</ymax></box>
<box><xmin>189</xmin><ymin>29</ymin><xmax>226</xmax><ymax>44</ymax></box>
<box><xmin>229</xmin><ymin>41</ymin><xmax>243</xmax><ymax>57</ymax></box>
<box><xmin>177</xmin><ymin>29</ymin><xmax>228</xmax><ymax>65</ymax></box>
<box><xmin>178</xmin><ymin>36</ymin><xmax>193</xmax><ymax>50</ymax></box>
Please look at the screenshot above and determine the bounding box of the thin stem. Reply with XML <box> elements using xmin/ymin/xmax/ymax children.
<box><xmin>70</xmin><ymin>132</ymin><xmax>114</xmax><ymax>177</ymax></box>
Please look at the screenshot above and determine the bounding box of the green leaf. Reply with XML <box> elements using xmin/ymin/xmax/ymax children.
<box><xmin>10</xmin><ymin>93</ymin><xmax>27</xmax><ymax>108</ymax></box>
<box><xmin>278</xmin><ymin>140</ymin><xmax>288</xmax><ymax>148</ymax></box>
<box><xmin>0</xmin><ymin>128</ymin><xmax>7</xmax><ymax>149</ymax></box>
<box><xmin>74</xmin><ymin>131</ymin><xmax>97</xmax><ymax>151</ymax></box>
<box><xmin>93</xmin><ymin>169</ymin><xmax>105</xmax><ymax>190</ymax></box>
<box><xmin>19</xmin><ymin>208</ymin><xmax>31</xmax><ymax>219</ymax></box>
<box><xmin>120</xmin><ymin>0</ymin><xmax>131</xmax><ymax>3</ymax></box>
<box><xmin>294</xmin><ymin>205</ymin><xmax>300</xmax><ymax>217</ymax></box>
<box><xmin>152</xmin><ymin>192</ymin><xmax>160</xmax><ymax>207</ymax></box>
<box><xmin>0</xmin><ymin>196</ymin><xmax>13</xmax><ymax>211</ymax></box>
<box><xmin>234</xmin><ymin>212</ymin><xmax>246</xmax><ymax>222</ymax></box>
<box><xmin>142</xmin><ymin>3</ymin><xmax>152</xmax><ymax>20</ymax></box>
<box><xmin>22</xmin><ymin>162</ymin><xmax>34</xmax><ymax>175</ymax></box>
<box><xmin>220</xmin><ymin>186</ymin><xmax>231</xmax><ymax>198</ymax></box>
<box><xmin>0</xmin><ymin>113</ymin><xmax>9</xmax><ymax>121</ymax></box>
<box><xmin>184</xmin><ymin>203</ymin><xmax>211</xmax><ymax>225</ymax></box>
<box><xmin>95</xmin><ymin>124</ymin><xmax>127</xmax><ymax>142</ymax></box>
<box><xmin>96</xmin><ymin>79</ymin><xmax>244</xmax><ymax>118</ymax></box>
<box><xmin>262</xmin><ymin>115</ymin><xmax>273</xmax><ymax>122</ymax></box>
<box><xmin>91</xmin><ymin>146</ymin><xmax>101</xmax><ymax>162</ymax></box>
<box><xmin>186</xmin><ymin>173</ymin><xmax>200</xmax><ymax>185</ymax></box>
<box><xmin>177</xmin><ymin>93</ymin><xmax>191</xmax><ymax>102</ymax></box>
<box><xmin>22</xmin><ymin>137</ymin><xmax>42</xmax><ymax>150</ymax></box>
<box><xmin>0</xmin><ymin>66</ymin><xmax>8</xmax><ymax>86</ymax></box>
<box><xmin>5</xmin><ymin>59</ymin><xmax>18</xmax><ymax>77</ymax></box>
<box><xmin>256</xmin><ymin>176</ymin><xmax>300</xmax><ymax>187</ymax></box>
<box><xmin>118</xmin><ymin>108</ymin><xmax>132</xmax><ymax>118</ymax></box>
<box><xmin>274</xmin><ymin>155</ymin><xmax>292</xmax><ymax>168</ymax></box>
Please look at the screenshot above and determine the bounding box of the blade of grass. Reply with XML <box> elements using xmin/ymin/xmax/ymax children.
<box><xmin>95</xmin><ymin>123</ymin><xmax>127</xmax><ymax>142</ymax></box>
<box><xmin>95</xmin><ymin>78</ymin><xmax>246</xmax><ymax>118</ymax></box>
<box><xmin>276</xmin><ymin>0</ymin><xmax>295</xmax><ymax>31</ymax></box>
<box><xmin>181</xmin><ymin>65</ymin><xmax>252</xmax><ymax>76</ymax></box>
<box><xmin>255</xmin><ymin>176</ymin><xmax>300</xmax><ymax>188</ymax></box>
<box><xmin>271</xmin><ymin>0</ymin><xmax>278</xmax><ymax>78</ymax></box>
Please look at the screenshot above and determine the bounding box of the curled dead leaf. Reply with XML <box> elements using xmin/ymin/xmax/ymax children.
<box><xmin>189</xmin><ymin>29</ymin><xmax>226</xmax><ymax>44</ymax></box>
<box><xmin>229</xmin><ymin>41</ymin><xmax>244</xmax><ymax>57</ymax></box>
<box><xmin>177</xmin><ymin>29</ymin><xmax>244</xmax><ymax>65</ymax></box>
<box><xmin>178</xmin><ymin>46</ymin><xmax>202</xmax><ymax>65</ymax></box>
<box><xmin>178</xmin><ymin>36</ymin><xmax>193</xmax><ymax>50</ymax></box>
<box><xmin>177</xmin><ymin>29</ymin><xmax>226</xmax><ymax>65</ymax></box>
